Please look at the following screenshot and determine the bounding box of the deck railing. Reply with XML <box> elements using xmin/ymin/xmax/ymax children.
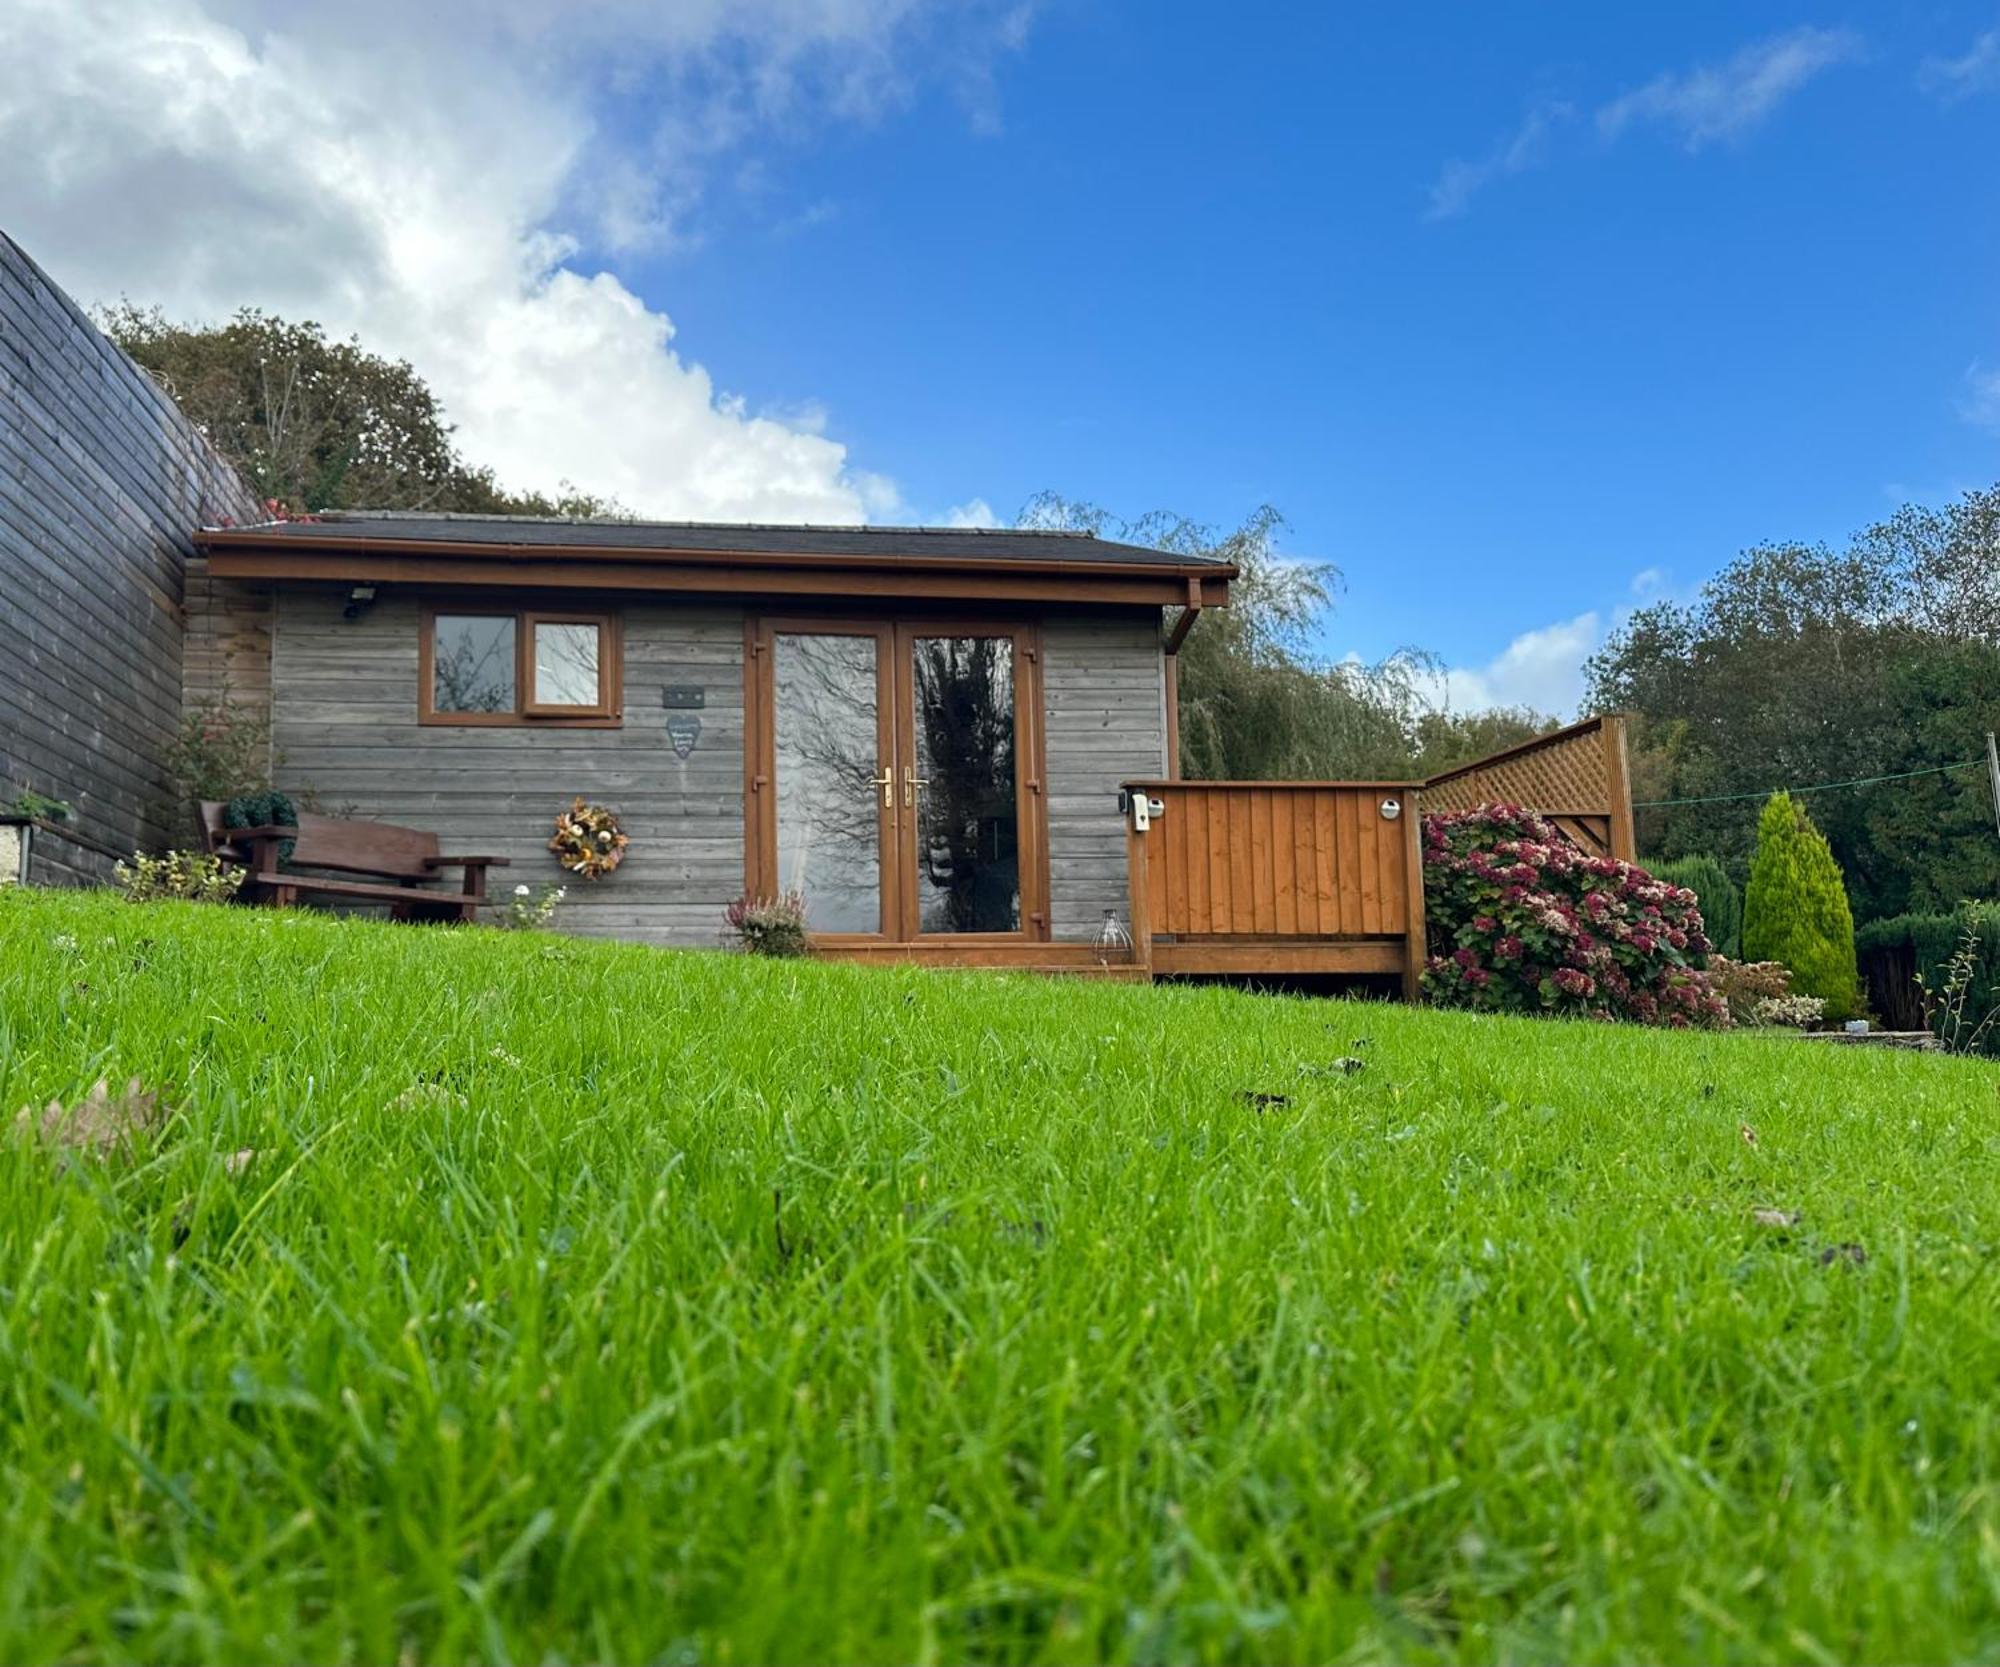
<box><xmin>1121</xmin><ymin>781</ymin><xmax>1427</xmax><ymax>991</ymax></box>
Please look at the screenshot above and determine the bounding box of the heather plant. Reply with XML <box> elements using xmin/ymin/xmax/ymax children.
<box><xmin>1742</xmin><ymin>793</ymin><xmax>1860</xmax><ymax>1022</ymax></box>
<box><xmin>724</xmin><ymin>890</ymin><xmax>809</xmax><ymax>957</ymax></box>
<box><xmin>1421</xmin><ymin>804</ymin><xmax>1726</xmax><ymax>1027</ymax></box>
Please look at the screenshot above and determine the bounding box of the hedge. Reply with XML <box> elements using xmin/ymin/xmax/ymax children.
<box><xmin>1857</xmin><ymin>902</ymin><xmax>2000</xmax><ymax>1052</ymax></box>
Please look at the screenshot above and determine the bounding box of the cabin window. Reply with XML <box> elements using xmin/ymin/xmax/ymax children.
<box><xmin>420</xmin><ymin>608</ymin><xmax>620</xmax><ymax>725</ymax></box>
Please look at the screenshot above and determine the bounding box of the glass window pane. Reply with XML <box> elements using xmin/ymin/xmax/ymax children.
<box><xmin>534</xmin><ymin>621</ymin><xmax>601</xmax><ymax>707</ymax></box>
<box><xmin>912</xmin><ymin>635</ymin><xmax>1020</xmax><ymax>934</ymax></box>
<box><xmin>432</xmin><ymin>615</ymin><xmax>515</xmax><ymax>713</ymax></box>
<box><xmin>774</xmin><ymin>632</ymin><xmax>881</xmax><ymax>934</ymax></box>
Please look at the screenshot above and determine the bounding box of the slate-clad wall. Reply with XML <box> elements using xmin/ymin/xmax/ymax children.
<box><xmin>0</xmin><ymin>231</ymin><xmax>261</xmax><ymax>868</ymax></box>
<box><xmin>265</xmin><ymin>591</ymin><xmax>1166</xmax><ymax>945</ymax></box>
<box><xmin>271</xmin><ymin>590</ymin><xmax>750</xmax><ymax>942</ymax></box>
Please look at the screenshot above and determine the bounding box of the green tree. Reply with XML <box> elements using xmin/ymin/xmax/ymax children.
<box><xmin>1585</xmin><ymin>497</ymin><xmax>2000</xmax><ymax>922</ymax></box>
<box><xmin>1742</xmin><ymin>793</ymin><xmax>1860</xmax><ymax>1021</ymax></box>
<box><xmin>98</xmin><ymin>304</ymin><xmax>618</xmax><ymax>518</ymax></box>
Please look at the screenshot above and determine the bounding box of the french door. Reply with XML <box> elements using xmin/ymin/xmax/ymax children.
<box><xmin>748</xmin><ymin>618</ymin><xmax>1046</xmax><ymax>942</ymax></box>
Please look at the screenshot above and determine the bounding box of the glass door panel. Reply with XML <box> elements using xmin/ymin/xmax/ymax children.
<box><xmin>905</xmin><ymin>633</ymin><xmax>1022</xmax><ymax>935</ymax></box>
<box><xmin>772</xmin><ymin>630</ymin><xmax>890</xmax><ymax>935</ymax></box>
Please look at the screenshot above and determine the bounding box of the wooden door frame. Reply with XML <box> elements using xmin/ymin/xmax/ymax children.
<box><xmin>891</xmin><ymin>619</ymin><xmax>1049</xmax><ymax>946</ymax></box>
<box><xmin>744</xmin><ymin>616</ymin><xmax>899</xmax><ymax>943</ymax></box>
<box><xmin>744</xmin><ymin>611</ymin><xmax>1050</xmax><ymax>946</ymax></box>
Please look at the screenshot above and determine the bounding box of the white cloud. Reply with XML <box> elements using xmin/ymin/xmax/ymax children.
<box><xmin>943</xmin><ymin>497</ymin><xmax>1002</xmax><ymax>528</ymax></box>
<box><xmin>1419</xmin><ymin>611</ymin><xmax>1606</xmax><ymax>719</ymax></box>
<box><xmin>1597</xmin><ymin>26</ymin><xmax>1861</xmax><ymax>150</ymax></box>
<box><xmin>1920</xmin><ymin>26</ymin><xmax>2000</xmax><ymax>103</ymax></box>
<box><xmin>0</xmin><ymin>0</ymin><xmax>1029</xmax><ymax>520</ymax></box>
<box><xmin>1961</xmin><ymin>363</ymin><xmax>2000</xmax><ymax>432</ymax></box>
<box><xmin>1629</xmin><ymin>566</ymin><xmax>1667</xmax><ymax>599</ymax></box>
<box><xmin>1425</xmin><ymin>101</ymin><xmax>1571</xmax><ymax>221</ymax></box>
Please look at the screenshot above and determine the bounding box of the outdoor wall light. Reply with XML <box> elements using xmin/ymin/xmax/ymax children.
<box><xmin>342</xmin><ymin>585</ymin><xmax>378</xmax><ymax>620</ymax></box>
<box><xmin>1379</xmin><ymin>797</ymin><xmax>1402</xmax><ymax>820</ymax></box>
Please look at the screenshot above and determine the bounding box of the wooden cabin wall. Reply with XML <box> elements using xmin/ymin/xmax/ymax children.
<box><xmin>1041</xmin><ymin>614</ymin><xmax>1168</xmax><ymax>941</ymax></box>
<box><xmin>270</xmin><ymin>589</ymin><xmax>748</xmax><ymax>943</ymax></box>
<box><xmin>0</xmin><ymin>231</ymin><xmax>261</xmax><ymax>872</ymax></box>
<box><xmin>259</xmin><ymin>591</ymin><xmax>1166</xmax><ymax>945</ymax></box>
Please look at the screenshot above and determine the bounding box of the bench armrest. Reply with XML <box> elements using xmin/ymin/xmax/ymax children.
<box><xmin>423</xmin><ymin>855</ymin><xmax>511</xmax><ymax>870</ymax></box>
<box><xmin>230</xmin><ymin>824</ymin><xmax>299</xmax><ymax>842</ymax></box>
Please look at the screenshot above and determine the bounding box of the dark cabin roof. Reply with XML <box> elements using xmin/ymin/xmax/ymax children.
<box><xmin>195</xmin><ymin>512</ymin><xmax>1235</xmax><ymax>608</ymax></box>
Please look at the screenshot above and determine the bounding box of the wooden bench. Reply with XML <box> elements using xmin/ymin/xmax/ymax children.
<box><xmin>199</xmin><ymin>802</ymin><xmax>508</xmax><ymax>923</ymax></box>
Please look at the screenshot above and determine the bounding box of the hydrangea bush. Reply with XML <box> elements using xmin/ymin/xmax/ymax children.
<box><xmin>1421</xmin><ymin>804</ymin><xmax>1727</xmax><ymax>1027</ymax></box>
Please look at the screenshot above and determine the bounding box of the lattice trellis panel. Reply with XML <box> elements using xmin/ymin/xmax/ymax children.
<box><xmin>1419</xmin><ymin>716</ymin><xmax>1635</xmax><ymax>860</ymax></box>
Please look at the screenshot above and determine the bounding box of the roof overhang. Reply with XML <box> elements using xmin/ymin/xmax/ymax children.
<box><xmin>195</xmin><ymin>528</ymin><xmax>1234</xmax><ymax>610</ymax></box>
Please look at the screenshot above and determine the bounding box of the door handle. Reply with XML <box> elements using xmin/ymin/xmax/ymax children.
<box><xmin>870</xmin><ymin>767</ymin><xmax>893</xmax><ymax>808</ymax></box>
<box><xmin>903</xmin><ymin>765</ymin><xmax>930</xmax><ymax>807</ymax></box>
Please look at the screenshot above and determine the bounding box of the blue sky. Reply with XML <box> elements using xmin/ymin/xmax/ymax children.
<box><xmin>614</xmin><ymin>4</ymin><xmax>2000</xmax><ymax>704</ymax></box>
<box><xmin>6</xmin><ymin>0</ymin><xmax>1998</xmax><ymax>712</ymax></box>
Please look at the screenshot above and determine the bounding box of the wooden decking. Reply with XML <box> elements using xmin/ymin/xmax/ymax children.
<box><xmin>1123</xmin><ymin>780</ymin><xmax>1428</xmax><ymax>993</ymax></box>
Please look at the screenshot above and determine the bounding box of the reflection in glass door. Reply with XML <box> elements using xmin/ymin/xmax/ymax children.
<box><xmin>771</xmin><ymin>629</ymin><xmax>889</xmax><ymax>935</ymax></box>
<box><xmin>906</xmin><ymin>634</ymin><xmax>1021</xmax><ymax>934</ymax></box>
<box><xmin>753</xmin><ymin>618</ymin><xmax>1043</xmax><ymax>944</ymax></box>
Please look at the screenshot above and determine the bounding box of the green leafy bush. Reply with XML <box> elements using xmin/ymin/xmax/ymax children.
<box><xmin>6</xmin><ymin>789</ymin><xmax>72</xmax><ymax>823</ymax></box>
<box><xmin>1705</xmin><ymin>956</ymin><xmax>1793</xmax><ymax>1026</ymax></box>
<box><xmin>166</xmin><ymin>690</ymin><xmax>277</xmax><ymax>803</ymax></box>
<box><xmin>223</xmin><ymin>790</ymin><xmax>298</xmax><ymax>865</ymax></box>
<box><xmin>1421</xmin><ymin>805</ymin><xmax>1726</xmax><ymax>1027</ymax></box>
<box><xmin>1742</xmin><ymin>793</ymin><xmax>1860</xmax><ymax>1022</ymax></box>
<box><xmin>1858</xmin><ymin>903</ymin><xmax>2000</xmax><ymax>1054</ymax></box>
<box><xmin>1652</xmin><ymin>854</ymin><xmax>1739</xmax><ymax>958</ymax></box>
<box><xmin>114</xmin><ymin>851</ymin><xmax>244</xmax><ymax>904</ymax></box>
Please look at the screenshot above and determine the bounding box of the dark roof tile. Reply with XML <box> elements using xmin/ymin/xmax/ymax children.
<box><xmin>212</xmin><ymin>511</ymin><xmax>1229</xmax><ymax>571</ymax></box>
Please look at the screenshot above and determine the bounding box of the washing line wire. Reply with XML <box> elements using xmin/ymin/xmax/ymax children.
<box><xmin>1634</xmin><ymin>757</ymin><xmax>1986</xmax><ymax>809</ymax></box>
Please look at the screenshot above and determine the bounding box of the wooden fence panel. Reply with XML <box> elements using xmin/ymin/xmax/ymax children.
<box><xmin>1419</xmin><ymin>714</ymin><xmax>1636</xmax><ymax>861</ymax></box>
<box><xmin>1133</xmin><ymin>783</ymin><xmax>1414</xmax><ymax>940</ymax></box>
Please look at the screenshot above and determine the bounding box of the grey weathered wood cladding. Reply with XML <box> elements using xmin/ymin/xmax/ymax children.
<box><xmin>0</xmin><ymin>231</ymin><xmax>260</xmax><ymax>859</ymax></box>
<box><xmin>265</xmin><ymin>590</ymin><xmax>1165</xmax><ymax>944</ymax></box>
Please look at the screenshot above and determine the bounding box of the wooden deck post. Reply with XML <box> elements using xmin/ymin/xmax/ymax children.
<box><xmin>1401</xmin><ymin>792</ymin><xmax>1428</xmax><ymax>1002</ymax></box>
<box><xmin>1604</xmin><ymin>713</ymin><xmax>1637</xmax><ymax>864</ymax></box>
<box><xmin>1125</xmin><ymin>812</ymin><xmax>1154</xmax><ymax>979</ymax></box>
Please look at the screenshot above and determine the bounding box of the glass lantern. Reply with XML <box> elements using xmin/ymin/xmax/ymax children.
<box><xmin>1095</xmin><ymin>909</ymin><xmax>1134</xmax><ymax>968</ymax></box>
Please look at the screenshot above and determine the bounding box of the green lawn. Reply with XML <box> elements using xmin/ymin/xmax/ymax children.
<box><xmin>1</xmin><ymin>887</ymin><xmax>1995</xmax><ymax>1665</ymax></box>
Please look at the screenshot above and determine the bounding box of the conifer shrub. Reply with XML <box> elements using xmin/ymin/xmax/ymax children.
<box><xmin>1741</xmin><ymin>793</ymin><xmax>1860</xmax><ymax>1022</ymax></box>
<box><xmin>1421</xmin><ymin>804</ymin><xmax>1726</xmax><ymax>1027</ymax></box>
<box><xmin>1653</xmin><ymin>854</ymin><xmax>1740</xmax><ymax>958</ymax></box>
